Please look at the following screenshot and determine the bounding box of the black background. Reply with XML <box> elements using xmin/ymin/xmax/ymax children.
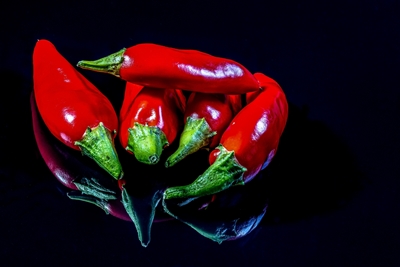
<box><xmin>1</xmin><ymin>0</ymin><xmax>400</xmax><ymax>266</ymax></box>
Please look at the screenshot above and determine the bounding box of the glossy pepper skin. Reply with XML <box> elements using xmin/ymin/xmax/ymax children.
<box><xmin>33</xmin><ymin>39</ymin><xmax>123</xmax><ymax>179</ymax></box>
<box><xmin>164</xmin><ymin>73</ymin><xmax>288</xmax><ymax>199</ymax></box>
<box><xmin>119</xmin><ymin>82</ymin><xmax>186</xmax><ymax>165</ymax></box>
<box><xmin>165</xmin><ymin>92</ymin><xmax>242</xmax><ymax>167</ymax></box>
<box><xmin>31</xmin><ymin>92</ymin><xmax>130</xmax><ymax>221</ymax></box>
<box><xmin>77</xmin><ymin>43</ymin><xmax>260</xmax><ymax>94</ymax></box>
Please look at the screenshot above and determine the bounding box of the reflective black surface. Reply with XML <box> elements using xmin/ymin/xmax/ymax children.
<box><xmin>1</xmin><ymin>1</ymin><xmax>400</xmax><ymax>266</ymax></box>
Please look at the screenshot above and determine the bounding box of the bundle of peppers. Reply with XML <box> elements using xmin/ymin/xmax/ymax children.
<box><xmin>32</xmin><ymin>39</ymin><xmax>288</xmax><ymax>246</ymax></box>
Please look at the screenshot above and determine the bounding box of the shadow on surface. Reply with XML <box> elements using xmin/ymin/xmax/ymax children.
<box><xmin>259</xmin><ymin>102</ymin><xmax>365</xmax><ymax>224</ymax></box>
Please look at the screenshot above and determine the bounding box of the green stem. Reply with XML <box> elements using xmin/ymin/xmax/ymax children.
<box><xmin>75</xmin><ymin>122</ymin><xmax>123</xmax><ymax>180</ymax></box>
<box><xmin>165</xmin><ymin>117</ymin><xmax>216</xmax><ymax>168</ymax></box>
<box><xmin>127</xmin><ymin>122</ymin><xmax>168</xmax><ymax>165</ymax></box>
<box><xmin>164</xmin><ymin>145</ymin><xmax>247</xmax><ymax>199</ymax></box>
<box><xmin>76</xmin><ymin>48</ymin><xmax>126</xmax><ymax>77</ymax></box>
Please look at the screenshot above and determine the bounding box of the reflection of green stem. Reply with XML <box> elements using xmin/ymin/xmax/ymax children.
<box><xmin>73</xmin><ymin>177</ymin><xmax>117</xmax><ymax>200</ymax></box>
<box><xmin>165</xmin><ymin>117</ymin><xmax>216</xmax><ymax>168</ymax></box>
<box><xmin>75</xmin><ymin>122</ymin><xmax>123</xmax><ymax>180</ymax></box>
<box><xmin>67</xmin><ymin>192</ymin><xmax>110</xmax><ymax>214</ymax></box>
<box><xmin>164</xmin><ymin>145</ymin><xmax>247</xmax><ymax>199</ymax></box>
<box><xmin>76</xmin><ymin>48</ymin><xmax>126</xmax><ymax>77</ymax></box>
<box><xmin>162</xmin><ymin>198</ymin><xmax>267</xmax><ymax>244</ymax></box>
<box><xmin>121</xmin><ymin>187</ymin><xmax>164</xmax><ymax>247</ymax></box>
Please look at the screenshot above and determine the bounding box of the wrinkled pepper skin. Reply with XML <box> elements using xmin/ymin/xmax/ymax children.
<box><xmin>119</xmin><ymin>82</ymin><xmax>186</xmax><ymax>165</ymax></box>
<box><xmin>33</xmin><ymin>39</ymin><xmax>123</xmax><ymax>179</ymax></box>
<box><xmin>164</xmin><ymin>72</ymin><xmax>288</xmax><ymax>199</ymax></box>
<box><xmin>165</xmin><ymin>92</ymin><xmax>241</xmax><ymax>167</ymax></box>
<box><xmin>77</xmin><ymin>43</ymin><xmax>260</xmax><ymax>94</ymax></box>
<box><xmin>31</xmin><ymin>92</ymin><xmax>130</xmax><ymax>221</ymax></box>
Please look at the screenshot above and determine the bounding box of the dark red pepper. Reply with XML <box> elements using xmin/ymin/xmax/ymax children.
<box><xmin>164</xmin><ymin>73</ymin><xmax>288</xmax><ymax>199</ymax></box>
<box><xmin>119</xmin><ymin>82</ymin><xmax>186</xmax><ymax>164</ymax></box>
<box><xmin>33</xmin><ymin>39</ymin><xmax>123</xmax><ymax>179</ymax></box>
<box><xmin>31</xmin><ymin>92</ymin><xmax>131</xmax><ymax>221</ymax></box>
<box><xmin>165</xmin><ymin>92</ymin><xmax>242</xmax><ymax>167</ymax></box>
<box><xmin>77</xmin><ymin>43</ymin><xmax>260</xmax><ymax>94</ymax></box>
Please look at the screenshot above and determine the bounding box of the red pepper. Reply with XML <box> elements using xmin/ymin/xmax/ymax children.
<box><xmin>245</xmin><ymin>73</ymin><xmax>279</xmax><ymax>105</ymax></box>
<box><xmin>119</xmin><ymin>82</ymin><xmax>186</xmax><ymax>164</ymax></box>
<box><xmin>119</xmin><ymin>82</ymin><xmax>143</xmax><ymax>123</ymax></box>
<box><xmin>165</xmin><ymin>92</ymin><xmax>242</xmax><ymax>167</ymax></box>
<box><xmin>33</xmin><ymin>39</ymin><xmax>123</xmax><ymax>179</ymax></box>
<box><xmin>164</xmin><ymin>73</ymin><xmax>288</xmax><ymax>199</ymax></box>
<box><xmin>77</xmin><ymin>43</ymin><xmax>260</xmax><ymax>94</ymax></box>
<box><xmin>31</xmin><ymin>92</ymin><xmax>130</xmax><ymax>221</ymax></box>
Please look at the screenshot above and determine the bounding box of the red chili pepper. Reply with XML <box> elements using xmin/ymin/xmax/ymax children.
<box><xmin>33</xmin><ymin>39</ymin><xmax>123</xmax><ymax>179</ymax></box>
<box><xmin>31</xmin><ymin>92</ymin><xmax>130</xmax><ymax>221</ymax></box>
<box><xmin>227</xmin><ymin>94</ymin><xmax>244</xmax><ymax>115</ymax></box>
<box><xmin>165</xmin><ymin>92</ymin><xmax>242</xmax><ymax>167</ymax></box>
<box><xmin>119</xmin><ymin>82</ymin><xmax>143</xmax><ymax>123</ymax></box>
<box><xmin>77</xmin><ymin>43</ymin><xmax>260</xmax><ymax>94</ymax></box>
<box><xmin>164</xmin><ymin>73</ymin><xmax>288</xmax><ymax>199</ymax></box>
<box><xmin>119</xmin><ymin>82</ymin><xmax>186</xmax><ymax>164</ymax></box>
<box><xmin>245</xmin><ymin>73</ymin><xmax>278</xmax><ymax>105</ymax></box>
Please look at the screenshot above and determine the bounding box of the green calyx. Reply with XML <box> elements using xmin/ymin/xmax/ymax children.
<box><xmin>73</xmin><ymin>177</ymin><xmax>117</xmax><ymax>200</ymax></box>
<box><xmin>76</xmin><ymin>48</ymin><xmax>126</xmax><ymax>77</ymax></box>
<box><xmin>164</xmin><ymin>145</ymin><xmax>247</xmax><ymax>199</ymax></box>
<box><xmin>127</xmin><ymin>122</ymin><xmax>168</xmax><ymax>165</ymax></box>
<box><xmin>75</xmin><ymin>122</ymin><xmax>123</xmax><ymax>180</ymax></box>
<box><xmin>165</xmin><ymin>116</ymin><xmax>216</xmax><ymax>168</ymax></box>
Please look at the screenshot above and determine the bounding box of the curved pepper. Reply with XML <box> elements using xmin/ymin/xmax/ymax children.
<box><xmin>119</xmin><ymin>82</ymin><xmax>185</xmax><ymax>165</ymax></box>
<box><xmin>165</xmin><ymin>92</ymin><xmax>241</xmax><ymax>167</ymax></box>
<box><xmin>77</xmin><ymin>43</ymin><xmax>260</xmax><ymax>94</ymax></box>
<box><xmin>33</xmin><ymin>39</ymin><xmax>123</xmax><ymax>179</ymax></box>
<box><xmin>164</xmin><ymin>73</ymin><xmax>288</xmax><ymax>199</ymax></box>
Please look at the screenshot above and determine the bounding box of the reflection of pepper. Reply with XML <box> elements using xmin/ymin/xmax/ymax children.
<box><xmin>163</xmin><ymin>171</ymin><xmax>269</xmax><ymax>244</ymax></box>
<box><xmin>118</xmin><ymin>177</ymin><xmax>166</xmax><ymax>247</ymax></box>
<box><xmin>77</xmin><ymin>43</ymin><xmax>260</xmax><ymax>94</ymax></box>
<box><xmin>31</xmin><ymin>92</ymin><xmax>130</xmax><ymax>221</ymax></box>
<box><xmin>119</xmin><ymin>82</ymin><xmax>186</xmax><ymax>164</ymax></box>
<box><xmin>67</xmin><ymin>191</ymin><xmax>132</xmax><ymax>222</ymax></box>
<box><xmin>164</xmin><ymin>201</ymin><xmax>267</xmax><ymax>244</ymax></box>
<box><xmin>164</xmin><ymin>73</ymin><xmax>288</xmax><ymax>199</ymax></box>
<box><xmin>165</xmin><ymin>92</ymin><xmax>241</xmax><ymax>167</ymax></box>
<box><xmin>33</xmin><ymin>39</ymin><xmax>123</xmax><ymax>179</ymax></box>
